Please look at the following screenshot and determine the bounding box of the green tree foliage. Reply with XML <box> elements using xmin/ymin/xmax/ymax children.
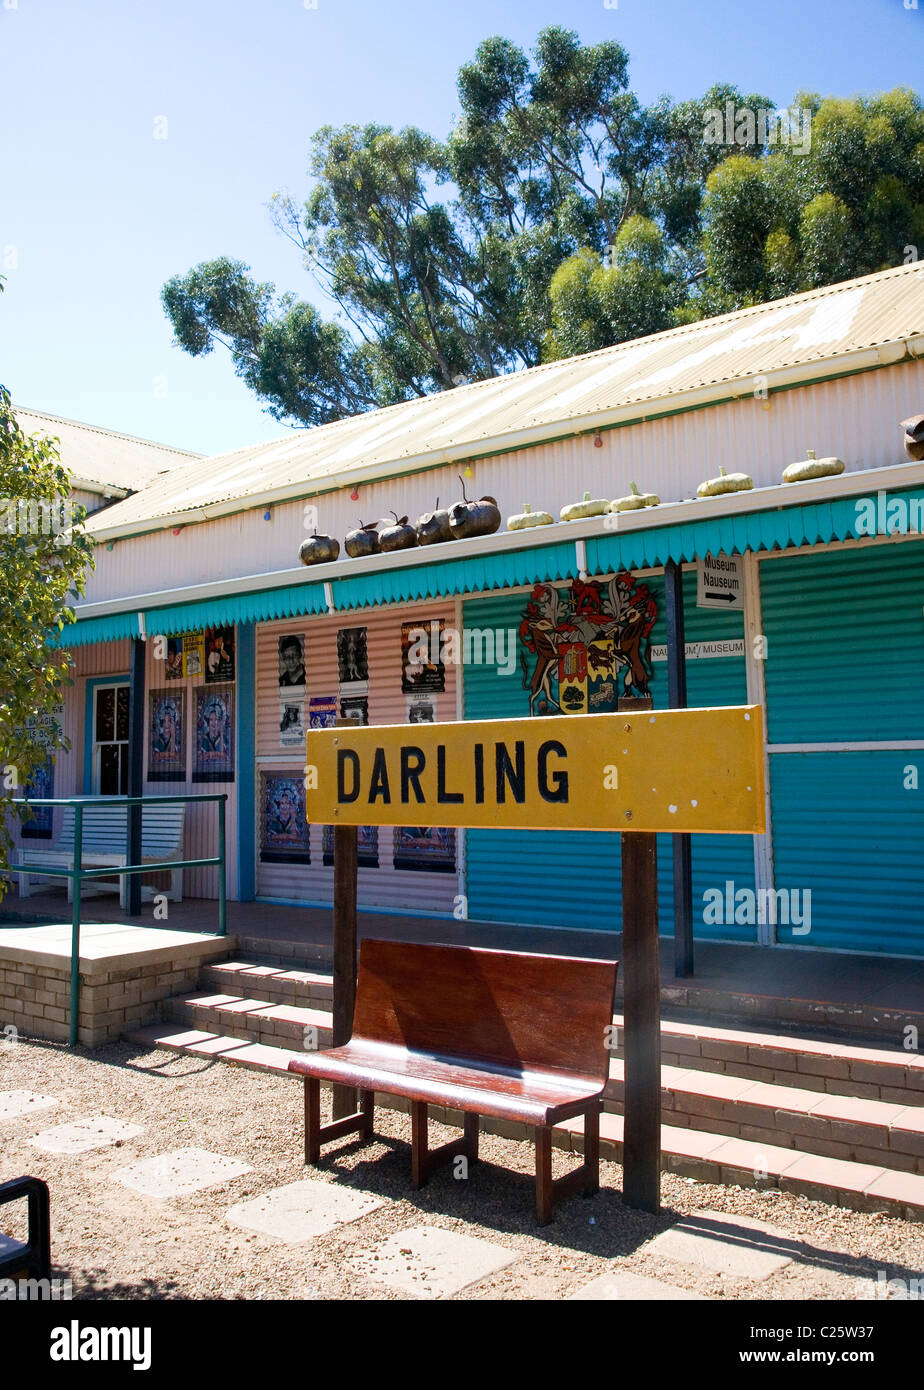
<box><xmin>161</xmin><ymin>28</ymin><xmax>924</xmax><ymax>425</ymax></box>
<box><xmin>701</xmin><ymin>89</ymin><xmax>924</xmax><ymax>312</ymax></box>
<box><xmin>0</xmin><ymin>385</ymin><xmax>94</xmax><ymax>892</ymax></box>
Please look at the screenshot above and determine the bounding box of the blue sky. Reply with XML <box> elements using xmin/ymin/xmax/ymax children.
<box><xmin>0</xmin><ymin>0</ymin><xmax>918</xmax><ymax>457</ymax></box>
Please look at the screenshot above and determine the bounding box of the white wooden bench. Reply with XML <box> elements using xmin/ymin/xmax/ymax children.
<box><xmin>16</xmin><ymin>802</ymin><xmax>186</xmax><ymax>909</ymax></box>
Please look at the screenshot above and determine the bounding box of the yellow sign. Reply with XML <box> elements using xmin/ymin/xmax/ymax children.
<box><xmin>305</xmin><ymin>706</ymin><xmax>766</xmax><ymax>834</ymax></box>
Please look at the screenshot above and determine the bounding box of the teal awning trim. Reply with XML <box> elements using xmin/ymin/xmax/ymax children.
<box><xmin>58</xmin><ymin>579</ymin><xmax>327</xmax><ymax>647</ymax></box>
<box><xmin>54</xmin><ymin>611</ymin><xmax>140</xmax><ymax>648</ymax></box>
<box><xmin>141</xmin><ymin>580</ymin><xmax>328</xmax><ymax>636</ymax></box>
<box><xmin>332</xmin><ymin>538</ymin><xmax>577</xmax><ymax>611</ymax></box>
<box><xmin>59</xmin><ymin>486</ymin><xmax>922</xmax><ymax>646</ymax></box>
<box><xmin>585</xmin><ymin>487</ymin><xmax>923</xmax><ymax>575</ymax></box>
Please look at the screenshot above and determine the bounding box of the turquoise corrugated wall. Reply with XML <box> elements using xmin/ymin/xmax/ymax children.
<box><xmin>761</xmin><ymin>540</ymin><xmax>924</xmax><ymax>955</ymax></box>
<box><xmin>462</xmin><ymin>571</ymin><xmax>755</xmax><ymax>939</ymax></box>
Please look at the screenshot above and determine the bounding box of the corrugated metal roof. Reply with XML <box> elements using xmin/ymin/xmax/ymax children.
<box><xmin>15</xmin><ymin>407</ymin><xmax>200</xmax><ymax>494</ymax></box>
<box><xmin>85</xmin><ymin>260</ymin><xmax>924</xmax><ymax>536</ymax></box>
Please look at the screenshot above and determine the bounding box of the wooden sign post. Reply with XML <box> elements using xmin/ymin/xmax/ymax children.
<box><xmin>618</xmin><ymin>694</ymin><xmax>660</xmax><ymax>1212</ymax></box>
<box><xmin>306</xmin><ymin>705</ymin><xmax>765</xmax><ymax>1209</ymax></box>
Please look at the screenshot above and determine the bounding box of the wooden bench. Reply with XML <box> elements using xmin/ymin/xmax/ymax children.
<box><xmin>288</xmin><ymin>939</ymin><xmax>619</xmax><ymax>1223</ymax></box>
<box><xmin>16</xmin><ymin>802</ymin><xmax>186</xmax><ymax>909</ymax></box>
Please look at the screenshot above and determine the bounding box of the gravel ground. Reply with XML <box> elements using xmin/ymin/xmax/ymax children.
<box><xmin>2</xmin><ymin>1035</ymin><xmax>924</xmax><ymax>1301</ymax></box>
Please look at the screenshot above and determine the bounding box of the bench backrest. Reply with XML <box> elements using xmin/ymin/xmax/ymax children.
<box><xmin>353</xmin><ymin>939</ymin><xmax>618</xmax><ymax>1087</ymax></box>
<box><xmin>55</xmin><ymin>803</ymin><xmax>186</xmax><ymax>857</ymax></box>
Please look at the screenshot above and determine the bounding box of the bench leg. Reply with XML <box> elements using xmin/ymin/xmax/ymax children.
<box><xmin>305</xmin><ymin>1076</ymin><xmax>322</xmax><ymax>1165</ymax></box>
<box><xmin>411</xmin><ymin>1101</ymin><xmax>429</xmax><ymax>1190</ymax></box>
<box><xmin>535</xmin><ymin>1104</ymin><xmax>602</xmax><ymax>1224</ymax></box>
<box><xmin>535</xmin><ymin>1127</ymin><xmax>553</xmax><ymax>1225</ymax></box>
<box><xmin>583</xmin><ymin>1104</ymin><xmax>600</xmax><ymax>1197</ymax></box>
<box><xmin>411</xmin><ymin>1103</ymin><xmax>479</xmax><ymax>1190</ymax></box>
<box><xmin>304</xmin><ymin>1077</ymin><xmax>375</xmax><ymax>1167</ymax></box>
<box><xmin>464</xmin><ymin>1111</ymin><xmax>479</xmax><ymax>1166</ymax></box>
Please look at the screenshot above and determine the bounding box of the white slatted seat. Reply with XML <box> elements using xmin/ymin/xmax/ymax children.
<box><xmin>16</xmin><ymin>802</ymin><xmax>186</xmax><ymax>908</ymax></box>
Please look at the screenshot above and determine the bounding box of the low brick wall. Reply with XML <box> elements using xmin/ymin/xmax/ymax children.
<box><xmin>0</xmin><ymin>925</ymin><xmax>233</xmax><ymax>1048</ymax></box>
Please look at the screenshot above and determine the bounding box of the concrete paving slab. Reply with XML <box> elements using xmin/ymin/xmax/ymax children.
<box><xmin>568</xmin><ymin>1269</ymin><xmax>710</xmax><ymax>1300</ymax></box>
<box><xmin>29</xmin><ymin>1114</ymin><xmax>143</xmax><ymax>1155</ymax></box>
<box><xmin>0</xmin><ymin>1090</ymin><xmax>58</xmax><ymax>1121</ymax></box>
<box><xmin>348</xmin><ymin>1224</ymin><xmax>517</xmax><ymax>1298</ymax></box>
<box><xmin>226</xmin><ymin>1179</ymin><xmax>386</xmax><ymax>1243</ymax></box>
<box><xmin>646</xmin><ymin>1209</ymin><xmax>805</xmax><ymax>1280</ymax></box>
<box><xmin>111</xmin><ymin>1147</ymin><xmax>251</xmax><ymax>1199</ymax></box>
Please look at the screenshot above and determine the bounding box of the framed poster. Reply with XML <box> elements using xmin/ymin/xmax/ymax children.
<box><xmin>308</xmin><ymin>695</ymin><xmax>338</xmax><ymax>729</ymax></box>
<box><xmin>20</xmin><ymin>754</ymin><xmax>54</xmax><ymax>839</ymax></box>
<box><xmin>205</xmin><ymin>626</ymin><xmax>235</xmax><ymax>683</ymax></box>
<box><xmin>193</xmin><ymin>686</ymin><xmax>234</xmax><ymax>782</ymax></box>
<box><xmin>401</xmin><ymin>619</ymin><xmax>445</xmax><ymax>694</ymax></box>
<box><xmin>260</xmin><ymin>773</ymin><xmax>310</xmax><ymax>864</ymax></box>
<box><xmin>322</xmin><ymin>823</ymin><xmax>379</xmax><ymax>868</ymax></box>
<box><xmin>148</xmin><ymin>689</ymin><xmax>186</xmax><ymax>782</ymax></box>
<box><xmin>392</xmin><ymin>825</ymin><xmax>456</xmax><ymax>873</ymax></box>
<box><xmin>406</xmin><ymin>693</ymin><xmax>435</xmax><ymax>724</ymax></box>
<box><xmin>278</xmin><ymin>634</ymin><xmax>306</xmax><ymax>688</ymax></box>
<box><xmin>339</xmin><ymin>695</ymin><xmax>368</xmax><ymax>725</ymax></box>
<box><xmin>337</xmin><ymin>627</ymin><xmax>368</xmax><ymax>685</ymax></box>
<box><xmin>182</xmin><ymin>631</ymin><xmax>205</xmax><ymax>678</ymax></box>
<box><xmin>165</xmin><ymin>637</ymin><xmax>183</xmax><ymax>681</ymax></box>
<box><xmin>279</xmin><ymin>696</ymin><xmax>306</xmax><ymax>747</ymax></box>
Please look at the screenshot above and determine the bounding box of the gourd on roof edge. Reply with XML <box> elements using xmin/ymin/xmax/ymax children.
<box><xmin>697</xmin><ymin>466</ymin><xmax>754</xmax><ymax>498</ymax></box>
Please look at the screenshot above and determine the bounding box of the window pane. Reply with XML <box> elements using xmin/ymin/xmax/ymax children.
<box><xmin>99</xmin><ymin>743</ymin><xmax>120</xmax><ymax>795</ymax></box>
<box><xmin>119</xmin><ymin>747</ymin><xmax>128</xmax><ymax>795</ymax></box>
<box><xmin>95</xmin><ymin>688</ymin><xmax>115</xmax><ymax>743</ymax></box>
<box><xmin>116</xmin><ymin>687</ymin><xmax>131</xmax><ymax>742</ymax></box>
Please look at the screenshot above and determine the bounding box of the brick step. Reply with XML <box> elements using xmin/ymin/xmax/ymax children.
<box><xmin>124</xmin><ymin>1024</ymin><xmax>924</xmax><ymax>1224</ymax></box>
<box><xmin>161</xmin><ymin>986</ymin><xmax>924</xmax><ymax>1173</ymax></box>
<box><xmin>625</xmin><ymin>1014</ymin><xmax>924</xmax><ymax>1107</ymax></box>
<box><xmin>198</xmin><ymin>965</ymin><xmax>924</xmax><ymax>1109</ymax></box>
<box><xmin>603</xmin><ymin>1059</ymin><xmax>924</xmax><ymax>1173</ymax></box>
<box><xmin>162</xmin><ymin>992</ymin><xmax>333</xmax><ymax>1051</ymax></box>
<box><xmin>200</xmin><ymin>960</ymin><xmax>333</xmax><ymax>1009</ymax></box>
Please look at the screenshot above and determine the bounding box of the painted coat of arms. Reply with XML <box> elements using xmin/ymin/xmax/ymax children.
<box><xmin>519</xmin><ymin>574</ymin><xmax>657</xmax><ymax>716</ymax></box>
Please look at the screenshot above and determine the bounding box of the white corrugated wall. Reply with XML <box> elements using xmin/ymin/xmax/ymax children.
<box><xmin>255</xmin><ymin>601</ymin><xmax>458</xmax><ymax>914</ymax></box>
<box><xmin>84</xmin><ymin>359</ymin><xmax>924</xmax><ymax>605</ymax></box>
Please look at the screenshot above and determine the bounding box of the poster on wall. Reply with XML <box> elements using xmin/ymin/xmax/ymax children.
<box><xmin>405</xmin><ymin>693</ymin><xmax>435</xmax><ymax>724</ymax></box>
<box><xmin>392</xmin><ymin>825</ymin><xmax>456</xmax><ymax>874</ymax></box>
<box><xmin>182</xmin><ymin>631</ymin><xmax>205</xmax><ymax>679</ymax></box>
<box><xmin>20</xmin><ymin>754</ymin><xmax>54</xmax><ymax>839</ymax></box>
<box><xmin>205</xmin><ymin>626</ymin><xmax>235</xmax><ymax>683</ymax></box>
<box><xmin>193</xmin><ymin>686</ymin><xmax>234</xmax><ymax>782</ymax></box>
<box><xmin>24</xmin><ymin>706</ymin><xmax>63</xmax><ymax>749</ymax></box>
<box><xmin>339</xmin><ymin>695</ymin><xmax>368</xmax><ymax>725</ymax></box>
<box><xmin>259</xmin><ymin>773</ymin><xmax>310</xmax><ymax>864</ymax></box>
<box><xmin>279</xmin><ymin>696</ymin><xmax>306</xmax><ymax>747</ymax></box>
<box><xmin>337</xmin><ymin>627</ymin><xmax>368</xmax><ymax>686</ymax></box>
<box><xmin>401</xmin><ymin>618</ymin><xmax>445</xmax><ymax>694</ymax></box>
<box><xmin>308</xmin><ymin>695</ymin><xmax>338</xmax><ymax>729</ymax></box>
<box><xmin>148</xmin><ymin>689</ymin><xmax>186</xmax><ymax>782</ymax></box>
<box><xmin>519</xmin><ymin>574</ymin><xmax>657</xmax><ymax>716</ymax></box>
<box><xmin>322</xmin><ymin>823</ymin><xmax>379</xmax><ymax>868</ymax></box>
<box><xmin>165</xmin><ymin>637</ymin><xmax>183</xmax><ymax>680</ymax></box>
<box><xmin>278</xmin><ymin>634</ymin><xmax>306</xmax><ymax>688</ymax></box>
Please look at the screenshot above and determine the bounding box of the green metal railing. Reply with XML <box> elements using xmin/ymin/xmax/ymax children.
<box><xmin>13</xmin><ymin>793</ymin><xmax>228</xmax><ymax>1046</ymax></box>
